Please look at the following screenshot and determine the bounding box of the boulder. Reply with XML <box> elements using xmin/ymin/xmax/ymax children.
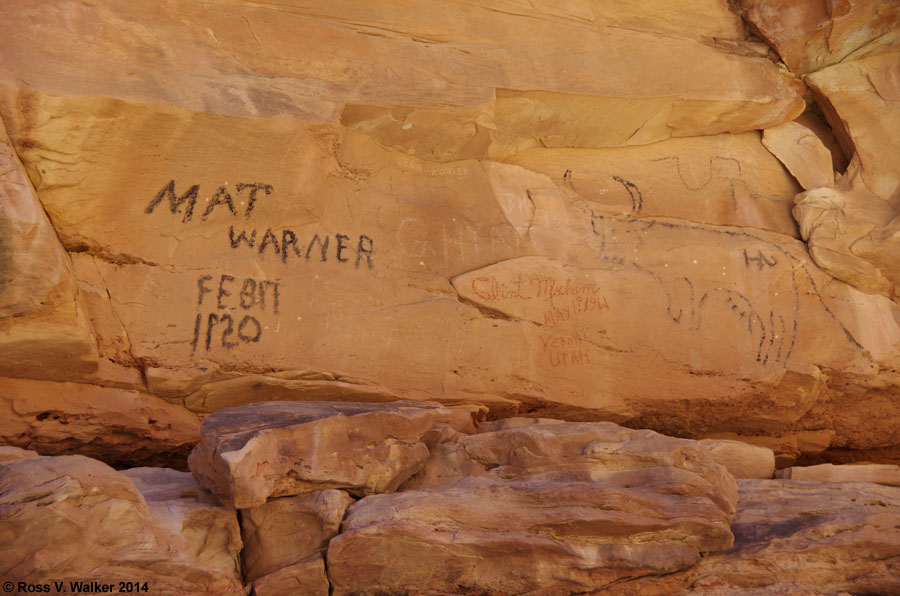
<box><xmin>793</xmin><ymin>164</ymin><xmax>897</xmax><ymax>296</ymax></box>
<box><xmin>700</xmin><ymin>430</ymin><xmax>836</xmax><ymax>469</ymax></box>
<box><xmin>188</xmin><ymin>401</ymin><xmax>457</xmax><ymax>508</ymax></box>
<box><xmin>404</xmin><ymin>421</ymin><xmax>738</xmax><ymax>510</ymax></box>
<box><xmin>328</xmin><ymin>421</ymin><xmax>738</xmax><ymax>595</ymax></box>
<box><xmin>121</xmin><ymin>467</ymin><xmax>243</xmax><ymax>577</ymax></box>
<box><xmin>0</xmin><ymin>454</ymin><xmax>244</xmax><ymax>596</ymax></box>
<box><xmin>240</xmin><ymin>489</ymin><xmax>353</xmax><ymax>582</ymax></box>
<box><xmin>602</xmin><ymin>479</ymin><xmax>900</xmax><ymax>595</ymax></box>
<box><xmin>776</xmin><ymin>463</ymin><xmax>900</xmax><ymax>487</ymax></box>
<box><xmin>699</xmin><ymin>439</ymin><xmax>776</xmax><ymax>479</ymax></box>
<box><xmin>685</xmin><ymin>480</ymin><xmax>900</xmax><ymax>595</ymax></box>
<box><xmin>0</xmin><ymin>376</ymin><xmax>201</xmax><ymax>469</ymax></box>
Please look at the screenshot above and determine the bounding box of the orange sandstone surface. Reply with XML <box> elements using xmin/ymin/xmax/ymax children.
<box><xmin>1</xmin><ymin>1</ymin><xmax>899</xmax><ymax>594</ymax></box>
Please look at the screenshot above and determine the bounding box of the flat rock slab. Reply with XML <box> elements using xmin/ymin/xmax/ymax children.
<box><xmin>776</xmin><ymin>463</ymin><xmax>900</xmax><ymax>487</ymax></box>
<box><xmin>328</xmin><ymin>421</ymin><xmax>739</xmax><ymax>596</ymax></box>
<box><xmin>699</xmin><ymin>439</ymin><xmax>775</xmax><ymax>479</ymax></box>
<box><xmin>404</xmin><ymin>421</ymin><xmax>739</xmax><ymax>516</ymax></box>
<box><xmin>601</xmin><ymin>478</ymin><xmax>900</xmax><ymax>595</ymax></box>
<box><xmin>0</xmin><ymin>454</ymin><xmax>244</xmax><ymax>596</ymax></box>
<box><xmin>0</xmin><ymin>376</ymin><xmax>201</xmax><ymax>469</ymax></box>
<box><xmin>189</xmin><ymin>400</ymin><xmax>457</xmax><ymax>508</ymax></box>
<box><xmin>687</xmin><ymin>479</ymin><xmax>900</xmax><ymax>595</ymax></box>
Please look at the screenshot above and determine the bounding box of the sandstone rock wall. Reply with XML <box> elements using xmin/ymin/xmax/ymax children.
<box><xmin>2</xmin><ymin>3</ymin><xmax>900</xmax><ymax>593</ymax></box>
<box><xmin>1</xmin><ymin>0</ymin><xmax>899</xmax><ymax>466</ymax></box>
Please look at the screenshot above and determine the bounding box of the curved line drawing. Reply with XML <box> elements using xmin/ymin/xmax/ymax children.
<box><xmin>588</xmin><ymin>211</ymin><xmax>865</xmax><ymax>367</ymax></box>
<box><xmin>612</xmin><ymin>175</ymin><xmax>643</xmax><ymax>213</ymax></box>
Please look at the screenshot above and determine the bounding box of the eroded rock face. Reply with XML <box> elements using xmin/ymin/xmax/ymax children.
<box><xmin>0</xmin><ymin>376</ymin><xmax>201</xmax><ymax>469</ymax></box>
<box><xmin>240</xmin><ymin>489</ymin><xmax>353</xmax><ymax>582</ymax></box>
<box><xmin>121</xmin><ymin>467</ymin><xmax>243</xmax><ymax>577</ymax></box>
<box><xmin>600</xmin><ymin>479</ymin><xmax>900</xmax><ymax>595</ymax></box>
<box><xmin>687</xmin><ymin>480</ymin><xmax>900</xmax><ymax>595</ymax></box>
<box><xmin>0</xmin><ymin>1</ymin><xmax>895</xmax><ymax>466</ymax></box>
<box><xmin>761</xmin><ymin>121</ymin><xmax>834</xmax><ymax>191</ymax></box>
<box><xmin>0</xmin><ymin>0</ymin><xmax>801</xmax><ymax>145</ymax></box>
<box><xmin>738</xmin><ymin>0</ymin><xmax>899</xmax><ymax>75</ymax></box>
<box><xmin>328</xmin><ymin>421</ymin><xmax>738</xmax><ymax>595</ymax></box>
<box><xmin>744</xmin><ymin>3</ymin><xmax>900</xmax><ymax>302</ymax></box>
<box><xmin>404</xmin><ymin>421</ymin><xmax>738</xmax><ymax>509</ymax></box>
<box><xmin>0</xmin><ymin>454</ymin><xmax>244</xmax><ymax>596</ymax></box>
<box><xmin>0</xmin><ymin>112</ymin><xmax>98</xmax><ymax>383</ymax></box>
<box><xmin>800</xmin><ymin>49</ymin><xmax>900</xmax><ymax>298</ymax></box>
<box><xmin>188</xmin><ymin>401</ymin><xmax>457</xmax><ymax>508</ymax></box>
<box><xmin>507</xmin><ymin>133</ymin><xmax>803</xmax><ymax>235</ymax></box>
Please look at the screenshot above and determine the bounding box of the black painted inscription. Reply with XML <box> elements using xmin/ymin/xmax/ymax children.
<box><xmin>743</xmin><ymin>249</ymin><xmax>778</xmax><ymax>270</ymax></box>
<box><xmin>228</xmin><ymin>227</ymin><xmax>375</xmax><ymax>268</ymax></box>
<box><xmin>146</xmin><ymin>181</ymin><xmax>376</xmax><ymax>270</ymax></box>
<box><xmin>146</xmin><ymin>181</ymin><xmax>272</xmax><ymax>221</ymax></box>
<box><xmin>191</xmin><ymin>273</ymin><xmax>279</xmax><ymax>354</ymax></box>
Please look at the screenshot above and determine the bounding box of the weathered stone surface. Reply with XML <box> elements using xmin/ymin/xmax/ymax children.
<box><xmin>251</xmin><ymin>556</ymin><xmax>328</xmax><ymax>596</ymax></box>
<box><xmin>602</xmin><ymin>479</ymin><xmax>900</xmax><ymax>595</ymax></box>
<box><xmin>686</xmin><ymin>480</ymin><xmax>900</xmax><ymax>595</ymax></box>
<box><xmin>0</xmin><ymin>454</ymin><xmax>244</xmax><ymax>596</ymax></box>
<box><xmin>0</xmin><ymin>115</ymin><xmax>67</xmax><ymax>319</ymax></box>
<box><xmin>761</xmin><ymin>121</ymin><xmax>834</xmax><ymax>190</ymax></box>
<box><xmin>121</xmin><ymin>467</ymin><xmax>243</xmax><ymax>578</ymax></box>
<box><xmin>0</xmin><ymin>0</ymin><xmax>895</xmax><ymax>471</ymax></box>
<box><xmin>739</xmin><ymin>0</ymin><xmax>900</xmax><ymax>75</ymax></box>
<box><xmin>701</xmin><ymin>430</ymin><xmax>836</xmax><ymax>469</ymax></box>
<box><xmin>507</xmin><ymin>133</ymin><xmax>803</xmax><ymax>236</ymax></box>
<box><xmin>699</xmin><ymin>439</ymin><xmax>775</xmax><ymax>479</ymax></box>
<box><xmin>189</xmin><ymin>401</ymin><xmax>456</xmax><ymax>508</ymax></box>
<box><xmin>793</xmin><ymin>49</ymin><xmax>900</xmax><ymax>301</ymax></box>
<box><xmin>776</xmin><ymin>463</ymin><xmax>900</xmax><ymax>487</ymax></box>
<box><xmin>745</xmin><ymin>3</ymin><xmax>900</xmax><ymax>304</ymax></box>
<box><xmin>477</xmin><ymin>416</ymin><xmax>566</xmax><ymax>433</ymax></box>
<box><xmin>0</xmin><ymin>376</ymin><xmax>201</xmax><ymax>469</ymax></box>
<box><xmin>806</xmin><ymin>51</ymin><xmax>900</xmax><ymax>202</ymax></box>
<box><xmin>0</xmin><ymin>111</ymin><xmax>98</xmax><ymax>383</ymax></box>
<box><xmin>328</xmin><ymin>421</ymin><xmax>738</xmax><ymax>596</ymax></box>
<box><xmin>0</xmin><ymin>0</ymin><xmax>800</xmax><ymax>156</ymax></box>
<box><xmin>240</xmin><ymin>489</ymin><xmax>353</xmax><ymax>582</ymax></box>
<box><xmin>793</xmin><ymin>162</ymin><xmax>897</xmax><ymax>296</ymax></box>
<box><xmin>70</xmin><ymin>253</ymin><xmax>138</xmax><ymax>368</ymax></box>
<box><xmin>0</xmin><ymin>446</ymin><xmax>37</xmax><ymax>463</ymax></box>
<box><xmin>404</xmin><ymin>421</ymin><xmax>738</xmax><ymax>509</ymax></box>
<box><xmin>0</xmin><ymin>79</ymin><xmax>894</xmax><ymax>463</ymax></box>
